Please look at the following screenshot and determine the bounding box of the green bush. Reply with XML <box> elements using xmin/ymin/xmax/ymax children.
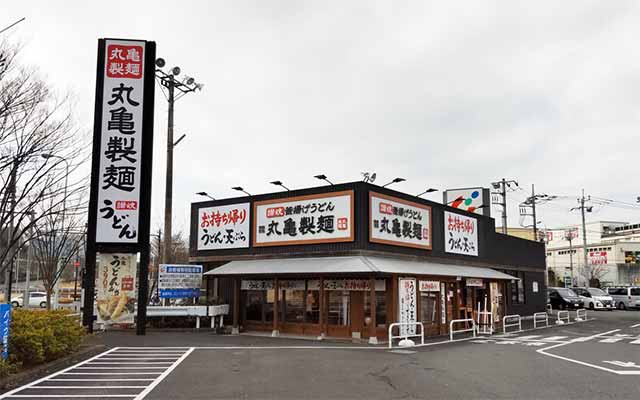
<box><xmin>9</xmin><ymin>310</ymin><xmax>85</xmax><ymax>366</ymax></box>
<box><xmin>0</xmin><ymin>360</ymin><xmax>19</xmax><ymax>379</ymax></box>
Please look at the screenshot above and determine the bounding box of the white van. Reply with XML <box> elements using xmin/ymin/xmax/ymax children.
<box><xmin>572</xmin><ymin>287</ymin><xmax>614</xmax><ymax>310</ymax></box>
<box><xmin>605</xmin><ymin>287</ymin><xmax>640</xmax><ymax>310</ymax></box>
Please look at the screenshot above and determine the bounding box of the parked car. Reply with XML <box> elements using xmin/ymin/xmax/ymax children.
<box><xmin>605</xmin><ymin>286</ymin><xmax>640</xmax><ymax>310</ymax></box>
<box><xmin>571</xmin><ymin>287</ymin><xmax>614</xmax><ymax>310</ymax></box>
<box><xmin>10</xmin><ymin>291</ymin><xmax>48</xmax><ymax>308</ymax></box>
<box><xmin>547</xmin><ymin>287</ymin><xmax>584</xmax><ymax>310</ymax></box>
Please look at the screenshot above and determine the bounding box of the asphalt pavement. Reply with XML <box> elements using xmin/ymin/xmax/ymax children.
<box><xmin>2</xmin><ymin>309</ymin><xmax>639</xmax><ymax>399</ymax></box>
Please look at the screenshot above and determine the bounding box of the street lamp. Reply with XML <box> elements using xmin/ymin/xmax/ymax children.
<box><xmin>196</xmin><ymin>192</ymin><xmax>216</xmax><ymax>201</ymax></box>
<box><xmin>314</xmin><ymin>174</ymin><xmax>334</xmax><ymax>186</ymax></box>
<box><xmin>382</xmin><ymin>177</ymin><xmax>405</xmax><ymax>188</ymax></box>
<box><xmin>155</xmin><ymin>57</ymin><xmax>203</xmax><ymax>265</ymax></box>
<box><xmin>416</xmin><ymin>188</ymin><xmax>438</xmax><ymax>197</ymax></box>
<box><xmin>270</xmin><ymin>181</ymin><xmax>290</xmax><ymax>191</ymax></box>
<box><xmin>232</xmin><ymin>187</ymin><xmax>252</xmax><ymax>196</ymax></box>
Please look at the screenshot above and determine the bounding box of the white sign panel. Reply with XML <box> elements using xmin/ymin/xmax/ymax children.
<box><xmin>197</xmin><ymin>203</ymin><xmax>250</xmax><ymax>250</ymax></box>
<box><xmin>370</xmin><ymin>193</ymin><xmax>432</xmax><ymax>250</ymax></box>
<box><xmin>440</xmin><ymin>283</ymin><xmax>447</xmax><ymax>324</ymax></box>
<box><xmin>444</xmin><ymin>211</ymin><xmax>479</xmax><ymax>256</ymax></box>
<box><xmin>532</xmin><ymin>281</ymin><xmax>539</xmax><ymax>293</ymax></box>
<box><xmin>323</xmin><ymin>279</ymin><xmax>386</xmax><ymax>291</ymax></box>
<box><xmin>399</xmin><ymin>278</ymin><xmax>417</xmax><ymax>335</ymax></box>
<box><xmin>158</xmin><ymin>264</ymin><xmax>203</xmax><ymax>298</ymax></box>
<box><xmin>466</xmin><ymin>278</ymin><xmax>483</xmax><ymax>287</ymax></box>
<box><xmin>96</xmin><ymin>40</ymin><xmax>147</xmax><ymax>243</ymax></box>
<box><xmin>419</xmin><ymin>280</ymin><xmax>440</xmax><ymax>292</ymax></box>
<box><xmin>253</xmin><ymin>191</ymin><xmax>354</xmax><ymax>246</ymax></box>
<box><xmin>96</xmin><ymin>253</ymin><xmax>137</xmax><ymax>324</ymax></box>
<box><xmin>443</xmin><ymin>188</ymin><xmax>489</xmax><ymax>216</ymax></box>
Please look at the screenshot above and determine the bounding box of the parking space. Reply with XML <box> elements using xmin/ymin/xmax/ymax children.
<box><xmin>0</xmin><ymin>347</ymin><xmax>194</xmax><ymax>399</ymax></box>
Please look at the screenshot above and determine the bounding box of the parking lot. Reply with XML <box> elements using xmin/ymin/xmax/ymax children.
<box><xmin>2</xmin><ymin>310</ymin><xmax>639</xmax><ymax>399</ymax></box>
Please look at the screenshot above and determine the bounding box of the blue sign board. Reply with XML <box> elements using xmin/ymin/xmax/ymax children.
<box><xmin>158</xmin><ymin>264</ymin><xmax>203</xmax><ymax>299</ymax></box>
<box><xmin>0</xmin><ymin>303</ymin><xmax>12</xmax><ymax>361</ymax></box>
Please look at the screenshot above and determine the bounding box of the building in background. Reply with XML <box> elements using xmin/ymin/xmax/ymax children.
<box><xmin>495</xmin><ymin>227</ymin><xmax>538</xmax><ymax>242</ymax></box>
<box><xmin>545</xmin><ymin>221</ymin><xmax>640</xmax><ymax>287</ymax></box>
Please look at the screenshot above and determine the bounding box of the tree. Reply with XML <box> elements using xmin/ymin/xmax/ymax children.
<box><xmin>0</xmin><ymin>41</ymin><xmax>89</xmax><ymax>291</ymax></box>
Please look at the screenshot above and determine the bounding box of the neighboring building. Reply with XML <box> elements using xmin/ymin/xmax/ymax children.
<box><xmin>545</xmin><ymin>221</ymin><xmax>640</xmax><ymax>287</ymax></box>
<box><xmin>496</xmin><ymin>227</ymin><xmax>539</xmax><ymax>242</ymax></box>
<box><xmin>190</xmin><ymin>181</ymin><xmax>546</xmax><ymax>342</ymax></box>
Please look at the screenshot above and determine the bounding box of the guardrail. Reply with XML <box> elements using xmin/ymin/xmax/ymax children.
<box><xmin>502</xmin><ymin>314</ymin><xmax>522</xmax><ymax>333</ymax></box>
<box><xmin>575</xmin><ymin>309</ymin><xmax>587</xmax><ymax>322</ymax></box>
<box><xmin>209</xmin><ymin>304</ymin><xmax>230</xmax><ymax>328</ymax></box>
<box><xmin>449</xmin><ymin>318</ymin><xmax>476</xmax><ymax>341</ymax></box>
<box><xmin>556</xmin><ymin>310</ymin><xmax>570</xmax><ymax>325</ymax></box>
<box><xmin>533</xmin><ymin>312</ymin><xmax>549</xmax><ymax>328</ymax></box>
<box><xmin>388</xmin><ymin>322</ymin><xmax>425</xmax><ymax>349</ymax></box>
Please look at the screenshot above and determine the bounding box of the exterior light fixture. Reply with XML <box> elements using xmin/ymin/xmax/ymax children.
<box><xmin>232</xmin><ymin>187</ymin><xmax>251</xmax><ymax>196</ymax></box>
<box><xmin>270</xmin><ymin>181</ymin><xmax>290</xmax><ymax>191</ymax></box>
<box><xmin>314</xmin><ymin>174</ymin><xmax>334</xmax><ymax>186</ymax></box>
<box><xmin>196</xmin><ymin>192</ymin><xmax>215</xmax><ymax>201</ymax></box>
<box><xmin>382</xmin><ymin>177</ymin><xmax>405</xmax><ymax>188</ymax></box>
<box><xmin>416</xmin><ymin>188</ymin><xmax>438</xmax><ymax>197</ymax></box>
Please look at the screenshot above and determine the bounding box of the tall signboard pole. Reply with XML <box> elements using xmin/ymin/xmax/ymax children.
<box><xmin>83</xmin><ymin>38</ymin><xmax>155</xmax><ymax>335</ymax></box>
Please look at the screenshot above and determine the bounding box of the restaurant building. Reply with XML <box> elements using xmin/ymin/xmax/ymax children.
<box><xmin>190</xmin><ymin>182</ymin><xmax>546</xmax><ymax>343</ymax></box>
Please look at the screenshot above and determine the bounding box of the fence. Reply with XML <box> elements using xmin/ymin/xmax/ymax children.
<box><xmin>388</xmin><ymin>322</ymin><xmax>425</xmax><ymax>349</ymax></box>
<box><xmin>533</xmin><ymin>312</ymin><xmax>549</xmax><ymax>329</ymax></box>
<box><xmin>575</xmin><ymin>309</ymin><xmax>587</xmax><ymax>322</ymax></box>
<box><xmin>449</xmin><ymin>318</ymin><xmax>476</xmax><ymax>341</ymax></box>
<box><xmin>502</xmin><ymin>314</ymin><xmax>522</xmax><ymax>333</ymax></box>
<box><xmin>556</xmin><ymin>310</ymin><xmax>570</xmax><ymax>324</ymax></box>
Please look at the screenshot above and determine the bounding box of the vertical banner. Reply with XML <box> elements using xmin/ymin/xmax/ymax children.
<box><xmin>398</xmin><ymin>278</ymin><xmax>417</xmax><ymax>336</ymax></box>
<box><xmin>0</xmin><ymin>304</ymin><xmax>11</xmax><ymax>361</ymax></box>
<box><xmin>440</xmin><ymin>283</ymin><xmax>446</xmax><ymax>324</ymax></box>
<box><xmin>96</xmin><ymin>253</ymin><xmax>137</xmax><ymax>325</ymax></box>
<box><xmin>85</xmin><ymin>38</ymin><xmax>155</xmax><ymax>334</ymax></box>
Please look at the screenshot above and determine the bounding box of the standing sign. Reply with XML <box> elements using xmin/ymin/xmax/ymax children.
<box><xmin>95</xmin><ymin>40</ymin><xmax>150</xmax><ymax>243</ymax></box>
<box><xmin>370</xmin><ymin>193</ymin><xmax>432</xmax><ymax>250</ymax></box>
<box><xmin>85</xmin><ymin>38</ymin><xmax>155</xmax><ymax>334</ymax></box>
<box><xmin>158</xmin><ymin>264</ymin><xmax>203</xmax><ymax>298</ymax></box>
<box><xmin>444</xmin><ymin>211</ymin><xmax>479</xmax><ymax>256</ymax></box>
<box><xmin>96</xmin><ymin>253</ymin><xmax>137</xmax><ymax>325</ymax></box>
<box><xmin>253</xmin><ymin>191</ymin><xmax>354</xmax><ymax>247</ymax></box>
<box><xmin>0</xmin><ymin>304</ymin><xmax>11</xmax><ymax>361</ymax></box>
<box><xmin>198</xmin><ymin>203</ymin><xmax>250</xmax><ymax>250</ymax></box>
<box><xmin>398</xmin><ymin>278</ymin><xmax>417</xmax><ymax>336</ymax></box>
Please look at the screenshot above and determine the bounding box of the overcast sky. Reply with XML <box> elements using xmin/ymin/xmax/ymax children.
<box><xmin>3</xmin><ymin>1</ymin><xmax>640</xmax><ymax>236</ymax></box>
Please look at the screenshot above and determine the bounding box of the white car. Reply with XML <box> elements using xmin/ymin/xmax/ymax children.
<box><xmin>572</xmin><ymin>287</ymin><xmax>614</xmax><ymax>310</ymax></box>
<box><xmin>10</xmin><ymin>292</ymin><xmax>48</xmax><ymax>308</ymax></box>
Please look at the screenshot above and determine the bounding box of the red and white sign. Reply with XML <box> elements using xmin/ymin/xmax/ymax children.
<box><xmin>419</xmin><ymin>280</ymin><xmax>440</xmax><ymax>292</ymax></box>
<box><xmin>96</xmin><ymin>40</ymin><xmax>147</xmax><ymax>243</ymax></box>
<box><xmin>198</xmin><ymin>203</ymin><xmax>250</xmax><ymax>250</ymax></box>
<box><xmin>253</xmin><ymin>191</ymin><xmax>354</xmax><ymax>247</ymax></box>
<box><xmin>589</xmin><ymin>251</ymin><xmax>608</xmax><ymax>265</ymax></box>
<box><xmin>370</xmin><ymin>193</ymin><xmax>432</xmax><ymax>250</ymax></box>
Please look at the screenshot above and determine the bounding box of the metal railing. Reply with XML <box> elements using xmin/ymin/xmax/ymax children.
<box><xmin>575</xmin><ymin>309</ymin><xmax>587</xmax><ymax>322</ymax></box>
<box><xmin>533</xmin><ymin>312</ymin><xmax>549</xmax><ymax>328</ymax></box>
<box><xmin>502</xmin><ymin>314</ymin><xmax>522</xmax><ymax>333</ymax></box>
<box><xmin>388</xmin><ymin>322</ymin><xmax>425</xmax><ymax>349</ymax></box>
<box><xmin>449</xmin><ymin>318</ymin><xmax>476</xmax><ymax>341</ymax></box>
<box><xmin>556</xmin><ymin>310</ymin><xmax>570</xmax><ymax>324</ymax></box>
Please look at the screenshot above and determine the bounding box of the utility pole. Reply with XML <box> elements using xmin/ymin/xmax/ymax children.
<box><xmin>491</xmin><ymin>178</ymin><xmax>518</xmax><ymax>235</ymax></box>
<box><xmin>531</xmin><ymin>184</ymin><xmax>538</xmax><ymax>241</ymax></box>
<box><xmin>155</xmin><ymin>61</ymin><xmax>201</xmax><ymax>266</ymax></box>
<box><xmin>564</xmin><ymin>229</ymin><xmax>575</xmax><ymax>286</ymax></box>
<box><xmin>163</xmin><ymin>77</ymin><xmax>175</xmax><ymax>266</ymax></box>
<box><xmin>571</xmin><ymin>190</ymin><xmax>592</xmax><ymax>287</ymax></box>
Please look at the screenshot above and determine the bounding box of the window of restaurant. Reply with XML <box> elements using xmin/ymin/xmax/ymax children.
<box><xmin>246</xmin><ymin>290</ymin><xmax>264</xmax><ymax>321</ymax></box>
<box><xmin>420</xmin><ymin>291</ymin><xmax>438</xmax><ymax>326</ymax></box>
<box><xmin>363</xmin><ymin>291</ymin><xmax>386</xmax><ymax>328</ymax></box>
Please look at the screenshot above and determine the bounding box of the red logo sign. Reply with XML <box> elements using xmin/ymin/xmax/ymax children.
<box><xmin>379</xmin><ymin>202</ymin><xmax>394</xmax><ymax>215</ymax></box>
<box><xmin>116</xmin><ymin>200</ymin><xmax>138</xmax><ymax>210</ymax></box>
<box><xmin>121</xmin><ymin>276</ymin><xmax>134</xmax><ymax>291</ymax></box>
<box><xmin>73</xmin><ymin>260</ymin><xmax>80</xmax><ymax>268</ymax></box>
<box><xmin>337</xmin><ymin>217</ymin><xmax>348</xmax><ymax>230</ymax></box>
<box><xmin>106</xmin><ymin>44</ymin><xmax>143</xmax><ymax>79</ymax></box>
<box><xmin>266</xmin><ymin>207</ymin><xmax>285</xmax><ymax>218</ymax></box>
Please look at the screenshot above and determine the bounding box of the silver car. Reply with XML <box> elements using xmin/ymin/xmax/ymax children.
<box><xmin>572</xmin><ymin>287</ymin><xmax>614</xmax><ymax>310</ymax></box>
<box><xmin>606</xmin><ymin>286</ymin><xmax>640</xmax><ymax>310</ymax></box>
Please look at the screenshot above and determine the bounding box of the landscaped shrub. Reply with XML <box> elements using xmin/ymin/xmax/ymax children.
<box><xmin>9</xmin><ymin>309</ymin><xmax>85</xmax><ymax>366</ymax></box>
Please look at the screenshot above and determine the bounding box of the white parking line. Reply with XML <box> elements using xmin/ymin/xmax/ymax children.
<box><xmin>0</xmin><ymin>347</ymin><xmax>195</xmax><ymax>399</ymax></box>
<box><xmin>630</xmin><ymin>323</ymin><xmax>640</xmax><ymax>328</ymax></box>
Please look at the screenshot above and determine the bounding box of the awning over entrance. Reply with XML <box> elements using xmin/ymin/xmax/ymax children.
<box><xmin>203</xmin><ymin>256</ymin><xmax>518</xmax><ymax>280</ymax></box>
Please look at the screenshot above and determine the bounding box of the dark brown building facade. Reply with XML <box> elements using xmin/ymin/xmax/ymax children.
<box><xmin>190</xmin><ymin>182</ymin><xmax>546</xmax><ymax>342</ymax></box>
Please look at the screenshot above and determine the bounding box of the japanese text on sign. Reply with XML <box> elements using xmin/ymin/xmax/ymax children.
<box><xmin>96</xmin><ymin>253</ymin><xmax>137</xmax><ymax>324</ymax></box>
<box><xmin>96</xmin><ymin>40</ymin><xmax>147</xmax><ymax>243</ymax></box>
<box><xmin>444</xmin><ymin>211</ymin><xmax>479</xmax><ymax>256</ymax></box>
<box><xmin>159</xmin><ymin>264</ymin><xmax>203</xmax><ymax>299</ymax></box>
<box><xmin>197</xmin><ymin>203</ymin><xmax>250</xmax><ymax>250</ymax></box>
<box><xmin>253</xmin><ymin>191</ymin><xmax>353</xmax><ymax>246</ymax></box>
<box><xmin>370</xmin><ymin>193</ymin><xmax>432</xmax><ymax>249</ymax></box>
<box><xmin>399</xmin><ymin>278</ymin><xmax>417</xmax><ymax>335</ymax></box>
